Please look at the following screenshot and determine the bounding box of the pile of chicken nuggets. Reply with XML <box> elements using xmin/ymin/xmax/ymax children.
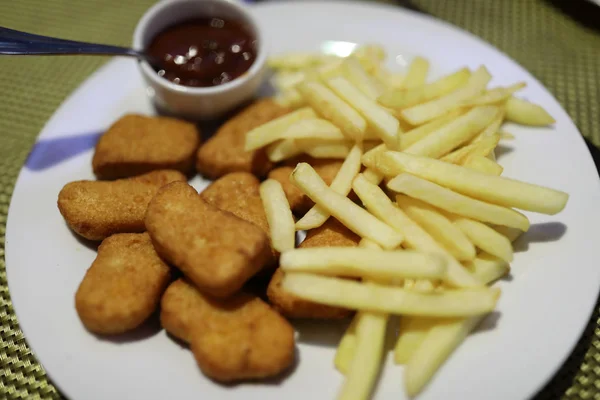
<box><xmin>58</xmin><ymin>100</ymin><xmax>356</xmax><ymax>383</ymax></box>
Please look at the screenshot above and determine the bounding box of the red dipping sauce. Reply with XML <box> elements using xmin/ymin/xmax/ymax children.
<box><xmin>146</xmin><ymin>17</ymin><xmax>257</xmax><ymax>88</ymax></box>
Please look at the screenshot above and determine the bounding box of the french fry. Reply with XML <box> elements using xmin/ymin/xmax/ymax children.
<box><xmin>342</xmin><ymin>58</ymin><xmax>385</xmax><ymax>100</ymax></box>
<box><xmin>377</xmin><ymin>151</ymin><xmax>569</xmax><ymax>215</ymax></box>
<box><xmin>400</xmin><ymin>56</ymin><xmax>430</xmax><ymax>89</ymax></box>
<box><xmin>268</xmin><ymin>52</ymin><xmax>337</xmax><ymax>70</ymax></box>
<box><xmin>335</xmin><ymin>315</ymin><xmax>359</xmax><ymax>375</ymax></box>
<box><xmin>405</xmin><ymin>316</ymin><xmax>485</xmax><ymax>397</ymax></box>
<box><xmin>387</xmin><ymin>173</ymin><xmax>530</xmax><ymax>231</ymax></box>
<box><xmin>291</xmin><ymin>163</ymin><xmax>404</xmax><ymax>249</ymax></box>
<box><xmin>280</xmin><ymin>118</ymin><xmax>347</xmax><ymax>141</ymax></box>
<box><xmin>396</xmin><ymin>195</ymin><xmax>476</xmax><ymax>261</ymax></box>
<box><xmin>441</xmin><ymin>134</ymin><xmax>500</xmax><ymax>164</ymax></box>
<box><xmin>245</xmin><ymin>107</ymin><xmax>317</xmax><ymax>151</ymax></box>
<box><xmin>505</xmin><ymin>96</ymin><xmax>555</xmax><ymax>126</ymax></box>
<box><xmin>379</xmin><ymin>68</ymin><xmax>470</xmax><ymax>110</ymax></box>
<box><xmin>281</xmin><ymin>248</ymin><xmax>447</xmax><ymax>280</ymax></box>
<box><xmin>372</xmin><ymin>66</ymin><xmax>405</xmax><ymax>89</ymax></box>
<box><xmin>400</xmin><ymin>66</ymin><xmax>492</xmax><ymax>125</ymax></box>
<box><xmin>297</xmin><ymin>81</ymin><xmax>367</xmax><ymax>141</ymax></box>
<box><xmin>352</xmin><ymin>174</ymin><xmax>480</xmax><ymax>288</ymax></box>
<box><xmin>299</xmin><ymin>140</ymin><xmax>353</xmax><ymax>159</ymax></box>
<box><xmin>469</xmin><ymin>108</ymin><xmax>505</xmax><ymax>143</ymax></box>
<box><xmin>327</xmin><ymin>76</ymin><xmax>401</xmax><ymax>149</ymax></box>
<box><xmin>351</xmin><ymin>44</ymin><xmax>386</xmax><ymax>73</ymax></box>
<box><xmin>259</xmin><ymin>179</ymin><xmax>296</xmax><ymax>252</ymax></box>
<box><xmin>446</xmin><ymin>214</ymin><xmax>513</xmax><ymax>262</ymax></box>
<box><xmin>266</xmin><ymin>139</ymin><xmax>303</xmax><ymax>162</ymax></box>
<box><xmin>271</xmin><ymin>70</ymin><xmax>306</xmax><ymax>91</ymax></box>
<box><xmin>338</xmin><ymin>311</ymin><xmax>388</xmax><ymax>400</ymax></box>
<box><xmin>282</xmin><ymin>273</ymin><xmax>500</xmax><ymax>317</ymax></box>
<box><xmin>394</xmin><ymin>317</ymin><xmax>439</xmax><ymax>364</ymax></box>
<box><xmin>465</xmin><ymin>252</ymin><xmax>510</xmax><ymax>285</ymax></box>
<box><xmin>273</xmin><ymin>88</ymin><xmax>307</xmax><ymax>109</ymax></box>
<box><xmin>362</xmin><ymin>168</ymin><xmax>384</xmax><ymax>185</ymax></box>
<box><xmin>403</xmin><ymin>106</ymin><xmax>499</xmax><ymax>159</ymax></box>
<box><xmin>399</xmin><ymin>110</ymin><xmax>465</xmax><ymax>150</ymax></box>
<box><xmin>463</xmin><ymin>155</ymin><xmax>504</xmax><ymax>175</ymax></box>
<box><xmin>492</xmin><ymin>225</ymin><xmax>524</xmax><ymax>243</ymax></box>
<box><xmin>296</xmin><ymin>145</ymin><xmax>363</xmax><ymax>230</ymax></box>
<box><xmin>461</xmin><ymin>82</ymin><xmax>526</xmax><ymax>107</ymax></box>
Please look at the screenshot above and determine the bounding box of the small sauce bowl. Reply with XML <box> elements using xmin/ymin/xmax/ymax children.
<box><xmin>133</xmin><ymin>0</ymin><xmax>266</xmax><ymax>120</ymax></box>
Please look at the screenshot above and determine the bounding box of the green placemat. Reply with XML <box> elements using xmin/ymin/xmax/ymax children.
<box><xmin>1</xmin><ymin>1</ymin><xmax>599</xmax><ymax>399</ymax></box>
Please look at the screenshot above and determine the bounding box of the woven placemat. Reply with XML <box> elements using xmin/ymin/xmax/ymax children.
<box><xmin>1</xmin><ymin>0</ymin><xmax>598</xmax><ymax>399</ymax></box>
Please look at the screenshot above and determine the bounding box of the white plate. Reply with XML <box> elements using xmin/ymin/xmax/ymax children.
<box><xmin>6</xmin><ymin>2</ymin><xmax>600</xmax><ymax>400</ymax></box>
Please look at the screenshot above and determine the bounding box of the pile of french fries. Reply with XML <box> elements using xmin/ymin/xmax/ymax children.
<box><xmin>252</xmin><ymin>44</ymin><xmax>567</xmax><ymax>399</ymax></box>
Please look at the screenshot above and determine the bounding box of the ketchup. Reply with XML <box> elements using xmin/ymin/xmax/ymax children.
<box><xmin>147</xmin><ymin>17</ymin><xmax>257</xmax><ymax>88</ymax></box>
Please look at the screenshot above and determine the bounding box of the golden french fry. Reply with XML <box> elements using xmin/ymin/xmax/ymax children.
<box><xmin>266</xmin><ymin>139</ymin><xmax>303</xmax><ymax>162</ymax></box>
<box><xmin>327</xmin><ymin>76</ymin><xmax>401</xmax><ymax>149</ymax></box>
<box><xmin>400</xmin><ymin>66</ymin><xmax>492</xmax><ymax>125</ymax></box>
<box><xmin>338</xmin><ymin>311</ymin><xmax>388</xmax><ymax>400</ymax></box>
<box><xmin>268</xmin><ymin>52</ymin><xmax>337</xmax><ymax>70</ymax></box>
<box><xmin>296</xmin><ymin>145</ymin><xmax>363</xmax><ymax>230</ymax></box>
<box><xmin>351</xmin><ymin>44</ymin><xmax>386</xmax><ymax>73</ymax></box>
<box><xmin>280</xmin><ymin>118</ymin><xmax>347</xmax><ymax>141</ymax></box>
<box><xmin>259</xmin><ymin>179</ymin><xmax>296</xmax><ymax>252</ymax></box>
<box><xmin>282</xmin><ymin>273</ymin><xmax>500</xmax><ymax>317</ymax></box>
<box><xmin>299</xmin><ymin>140</ymin><xmax>353</xmax><ymax>159</ymax></box>
<box><xmin>396</xmin><ymin>195</ymin><xmax>476</xmax><ymax>261</ymax></box>
<box><xmin>271</xmin><ymin>70</ymin><xmax>306</xmax><ymax>91</ymax></box>
<box><xmin>492</xmin><ymin>225</ymin><xmax>524</xmax><ymax>242</ymax></box>
<box><xmin>394</xmin><ymin>317</ymin><xmax>439</xmax><ymax>364</ymax></box>
<box><xmin>378</xmin><ymin>151</ymin><xmax>569</xmax><ymax>215</ymax></box>
<box><xmin>441</xmin><ymin>134</ymin><xmax>500</xmax><ymax>164</ymax></box>
<box><xmin>469</xmin><ymin>108</ymin><xmax>505</xmax><ymax>144</ymax></box>
<box><xmin>447</xmin><ymin>214</ymin><xmax>513</xmax><ymax>262</ymax></box>
<box><xmin>342</xmin><ymin>58</ymin><xmax>385</xmax><ymax>100</ymax></box>
<box><xmin>505</xmin><ymin>96</ymin><xmax>555</xmax><ymax>126</ymax></box>
<box><xmin>379</xmin><ymin>68</ymin><xmax>470</xmax><ymax>110</ymax></box>
<box><xmin>362</xmin><ymin>168</ymin><xmax>385</xmax><ymax>185</ymax></box>
<box><xmin>281</xmin><ymin>248</ymin><xmax>447</xmax><ymax>280</ymax></box>
<box><xmin>463</xmin><ymin>155</ymin><xmax>504</xmax><ymax>175</ymax></box>
<box><xmin>461</xmin><ymin>82</ymin><xmax>526</xmax><ymax>107</ymax></box>
<box><xmin>405</xmin><ymin>316</ymin><xmax>485</xmax><ymax>397</ymax></box>
<box><xmin>401</xmin><ymin>56</ymin><xmax>430</xmax><ymax>89</ymax></box>
<box><xmin>387</xmin><ymin>173</ymin><xmax>530</xmax><ymax>231</ymax></box>
<box><xmin>335</xmin><ymin>315</ymin><xmax>359</xmax><ymax>375</ymax></box>
<box><xmin>291</xmin><ymin>163</ymin><xmax>404</xmax><ymax>249</ymax></box>
<box><xmin>372</xmin><ymin>66</ymin><xmax>405</xmax><ymax>89</ymax></box>
<box><xmin>403</xmin><ymin>106</ymin><xmax>499</xmax><ymax>159</ymax></box>
<box><xmin>399</xmin><ymin>110</ymin><xmax>465</xmax><ymax>151</ymax></box>
<box><xmin>464</xmin><ymin>252</ymin><xmax>510</xmax><ymax>285</ymax></box>
<box><xmin>245</xmin><ymin>107</ymin><xmax>317</xmax><ymax>151</ymax></box>
<box><xmin>352</xmin><ymin>174</ymin><xmax>480</xmax><ymax>288</ymax></box>
<box><xmin>273</xmin><ymin>88</ymin><xmax>307</xmax><ymax>109</ymax></box>
<box><xmin>297</xmin><ymin>81</ymin><xmax>367</xmax><ymax>141</ymax></box>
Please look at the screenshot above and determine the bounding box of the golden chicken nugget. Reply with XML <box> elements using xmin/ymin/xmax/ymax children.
<box><xmin>268</xmin><ymin>157</ymin><xmax>343</xmax><ymax>215</ymax></box>
<box><xmin>200</xmin><ymin>172</ymin><xmax>278</xmax><ymax>266</ymax></box>
<box><xmin>145</xmin><ymin>182</ymin><xmax>271</xmax><ymax>298</ymax></box>
<box><xmin>196</xmin><ymin>99</ymin><xmax>289</xmax><ymax>179</ymax></box>
<box><xmin>92</xmin><ymin>114</ymin><xmax>200</xmax><ymax>179</ymax></box>
<box><xmin>58</xmin><ymin>170</ymin><xmax>186</xmax><ymax>241</ymax></box>
<box><xmin>161</xmin><ymin>279</ymin><xmax>295</xmax><ymax>382</ymax></box>
<box><xmin>75</xmin><ymin>233</ymin><xmax>171</xmax><ymax>335</ymax></box>
<box><xmin>267</xmin><ymin>218</ymin><xmax>359</xmax><ymax>319</ymax></box>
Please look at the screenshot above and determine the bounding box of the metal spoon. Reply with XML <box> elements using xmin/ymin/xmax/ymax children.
<box><xmin>0</xmin><ymin>26</ymin><xmax>161</xmax><ymax>67</ymax></box>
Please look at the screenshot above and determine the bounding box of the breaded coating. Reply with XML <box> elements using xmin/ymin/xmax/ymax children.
<box><xmin>92</xmin><ymin>114</ymin><xmax>200</xmax><ymax>179</ymax></box>
<box><xmin>161</xmin><ymin>279</ymin><xmax>295</xmax><ymax>382</ymax></box>
<box><xmin>268</xmin><ymin>157</ymin><xmax>343</xmax><ymax>215</ymax></box>
<box><xmin>145</xmin><ymin>182</ymin><xmax>271</xmax><ymax>298</ymax></box>
<box><xmin>57</xmin><ymin>170</ymin><xmax>186</xmax><ymax>241</ymax></box>
<box><xmin>75</xmin><ymin>233</ymin><xmax>171</xmax><ymax>334</ymax></box>
<box><xmin>196</xmin><ymin>99</ymin><xmax>289</xmax><ymax>179</ymax></box>
<box><xmin>200</xmin><ymin>172</ymin><xmax>277</xmax><ymax>266</ymax></box>
<box><xmin>267</xmin><ymin>218</ymin><xmax>359</xmax><ymax>319</ymax></box>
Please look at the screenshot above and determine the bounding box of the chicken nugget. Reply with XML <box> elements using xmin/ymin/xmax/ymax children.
<box><xmin>200</xmin><ymin>172</ymin><xmax>278</xmax><ymax>266</ymax></box>
<box><xmin>196</xmin><ymin>99</ymin><xmax>289</xmax><ymax>179</ymax></box>
<box><xmin>58</xmin><ymin>170</ymin><xmax>186</xmax><ymax>241</ymax></box>
<box><xmin>267</xmin><ymin>218</ymin><xmax>359</xmax><ymax>319</ymax></box>
<box><xmin>75</xmin><ymin>233</ymin><xmax>171</xmax><ymax>334</ymax></box>
<box><xmin>145</xmin><ymin>182</ymin><xmax>271</xmax><ymax>298</ymax></box>
<box><xmin>268</xmin><ymin>156</ymin><xmax>343</xmax><ymax>215</ymax></box>
<box><xmin>92</xmin><ymin>114</ymin><xmax>200</xmax><ymax>179</ymax></box>
<box><xmin>161</xmin><ymin>279</ymin><xmax>295</xmax><ymax>382</ymax></box>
